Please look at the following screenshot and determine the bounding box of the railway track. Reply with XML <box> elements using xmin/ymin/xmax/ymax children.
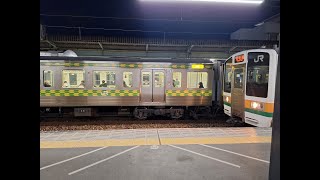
<box><xmin>40</xmin><ymin>116</ymin><xmax>252</xmax><ymax>131</ymax></box>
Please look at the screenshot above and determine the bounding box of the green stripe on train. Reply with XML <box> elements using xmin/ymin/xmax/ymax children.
<box><xmin>245</xmin><ymin>108</ymin><xmax>273</xmax><ymax>117</ymax></box>
<box><xmin>166</xmin><ymin>90</ymin><xmax>212</xmax><ymax>97</ymax></box>
<box><xmin>40</xmin><ymin>90</ymin><xmax>140</xmax><ymax>97</ymax></box>
<box><xmin>223</xmin><ymin>102</ymin><xmax>231</xmax><ymax>106</ymax></box>
<box><xmin>40</xmin><ymin>62</ymin><xmax>213</xmax><ymax>69</ymax></box>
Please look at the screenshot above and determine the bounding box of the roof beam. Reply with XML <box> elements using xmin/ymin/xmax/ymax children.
<box><xmin>187</xmin><ymin>45</ymin><xmax>194</xmax><ymax>54</ymax></box>
<box><xmin>98</xmin><ymin>42</ymin><xmax>104</xmax><ymax>50</ymax></box>
<box><xmin>229</xmin><ymin>46</ymin><xmax>237</xmax><ymax>52</ymax></box>
<box><xmin>46</xmin><ymin>40</ymin><xmax>57</xmax><ymax>49</ymax></box>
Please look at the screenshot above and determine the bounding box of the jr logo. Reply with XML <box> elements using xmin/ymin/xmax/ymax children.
<box><xmin>254</xmin><ymin>55</ymin><xmax>264</xmax><ymax>63</ymax></box>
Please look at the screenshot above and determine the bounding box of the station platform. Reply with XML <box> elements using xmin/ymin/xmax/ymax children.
<box><xmin>41</xmin><ymin>127</ymin><xmax>272</xmax><ymax>180</ymax></box>
<box><xmin>41</xmin><ymin>127</ymin><xmax>271</xmax><ymax>148</ymax></box>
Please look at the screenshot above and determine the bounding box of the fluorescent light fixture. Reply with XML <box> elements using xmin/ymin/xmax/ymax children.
<box><xmin>139</xmin><ymin>0</ymin><xmax>264</xmax><ymax>4</ymax></box>
<box><xmin>255</xmin><ymin>22</ymin><xmax>264</xmax><ymax>26</ymax></box>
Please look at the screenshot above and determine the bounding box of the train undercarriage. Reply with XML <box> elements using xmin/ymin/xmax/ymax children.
<box><xmin>40</xmin><ymin>105</ymin><xmax>222</xmax><ymax>120</ymax></box>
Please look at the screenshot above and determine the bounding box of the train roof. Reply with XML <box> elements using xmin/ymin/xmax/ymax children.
<box><xmin>40</xmin><ymin>56</ymin><xmax>214</xmax><ymax>64</ymax></box>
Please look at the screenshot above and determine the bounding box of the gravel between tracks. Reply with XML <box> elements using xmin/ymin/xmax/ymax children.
<box><xmin>40</xmin><ymin>117</ymin><xmax>251</xmax><ymax>131</ymax></box>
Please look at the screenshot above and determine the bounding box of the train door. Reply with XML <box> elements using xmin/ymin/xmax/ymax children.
<box><xmin>231</xmin><ymin>64</ymin><xmax>245</xmax><ymax>119</ymax></box>
<box><xmin>140</xmin><ymin>70</ymin><xmax>165</xmax><ymax>103</ymax></box>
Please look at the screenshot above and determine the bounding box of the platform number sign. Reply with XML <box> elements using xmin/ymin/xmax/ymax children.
<box><xmin>248</xmin><ymin>52</ymin><xmax>269</xmax><ymax>66</ymax></box>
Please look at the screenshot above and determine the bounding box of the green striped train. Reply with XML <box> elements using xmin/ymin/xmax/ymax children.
<box><xmin>41</xmin><ymin>48</ymin><xmax>278</xmax><ymax>128</ymax></box>
<box><xmin>222</xmin><ymin>49</ymin><xmax>278</xmax><ymax>127</ymax></box>
<box><xmin>40</xmin><ymin>55</ymin><xmax>224</xmax><ymax>120</ymax></box>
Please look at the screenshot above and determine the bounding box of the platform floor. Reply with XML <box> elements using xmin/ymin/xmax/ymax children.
<box><xmin>40</xmin><ymin>127</ymin><xmax>271</xmax><ymax>148</ymax></box>
<box><xmin>40</xmin><ymin>127</ymin><xmax>272</xmax><ymax>180</ymax></box>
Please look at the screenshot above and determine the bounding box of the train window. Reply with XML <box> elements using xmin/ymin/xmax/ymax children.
<box><xmin>154</xmin><ymin>72</ymin><xmax>164</xmax><ymax>87</ymax></box>
<box><xmin>234</xmin><ymin>68</ymin><xmax>244</xmax><ymax>88</ymax></box>
<box><xmin>246</xmin><ymin>52</ymin><xmax>270</xmax><ymax>98</ymax></box>
<box><xmin>142</xmin><ymin>72</ymin><xmax>151</xmax><ymax>87</ymax></box>
<box><xmin>172</xmin><ymin>72</ymin><xmax>181</xmax><ymax>88</ymax></box>
<box><xmin>187</xmin><ymin>72</ymin><xmax>208</xmax><ymax>88</ymax></box>
<box><xmin>123</xmin><ymin>72</ymin><xmax>133</xmax><ymax>88</ymax></box>
<box><xmin>93</xmin><ymin>71</ymin><xmax>116</xmax><ymax>88</ymax></box>
<box><xmin>43</xmin><ymin>70</ymin><xmax>53</xmax><ymax>87</ymax></box>
<box><xmin>62</xmin><ymin>70</ymin><xmax>85</xmax><ymax>88</ymax></box>
<box><xmin>224</xmin><ymin>58</ymin><xmax>232</xmax><ymax>93</ymax></box>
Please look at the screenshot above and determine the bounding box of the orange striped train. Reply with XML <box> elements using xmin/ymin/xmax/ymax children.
<box><xmin>223</xmin><ymin>49</ymin><xmax>278</xmax><ymax>127</ymax></box>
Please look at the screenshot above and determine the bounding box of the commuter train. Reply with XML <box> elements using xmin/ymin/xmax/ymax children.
<box><xmin>40</xmin><ymin>53</ymin><xmax>224</xmax><ymax>120</ymax></box>
<box><xmin>223</xmin><ymin>49</ymin><xmax>278</xmax><ymax>127</ymax></box>
<box><xmin>40</xmin><ymin>48</ymin><xmax>278</xmax><ymax>127</ymax></box>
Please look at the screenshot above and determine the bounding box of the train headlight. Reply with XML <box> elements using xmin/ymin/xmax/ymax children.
<box><xmin>251</xmin><ymin>102</ymin><xmax>263</xmax><ymax>110</ymax></box>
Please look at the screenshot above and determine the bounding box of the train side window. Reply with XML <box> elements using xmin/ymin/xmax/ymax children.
<box><xmin>123</xmin><ymin>72</ymin><xmax>133</xmax><ymax>88</ymax></box>
<box><xmin>234</xmin><ymin>68</ymin><xmax>244</xmax><ymax>88</ymax></box>
<box><xmin>62</xmin><ymin>70</ymin><xmax>85</xmax><ymax>88</ymax></box>
<box><xmin>93</xmin><ymin>71</ymin><xmax>116</xmax><ymax>88</ymax></box>
<box><xmin>142</xmin><ymin>72</ymin><xmax>151</xmax><ymax>87</ymax></box>
<box><xmin>154</xmin><ymin>72</ymin><xmax>164</xmax><ymax>87</ymax></box>
<box><xmin>246</xmin><ymin>52</ymin><xmax>270</xmax><ymax>98</ymax></box>
<box><xmin>187</xmin><ymin>72</ymin><xmax>208</xmax><ymax>88</ymax></box>
<box><xmin>172</xmin><ymin>72</ymin><xmax>181</xmax><ymax>88</ymax></box>
<box><xmin>43</xmin><ymin>70</ymin><xmax>53</xmax><ymax>87</ymax></box>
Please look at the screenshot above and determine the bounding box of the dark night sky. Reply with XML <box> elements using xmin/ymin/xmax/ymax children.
<box><xmin>40</xmin><ymin>0</ymin><xmax>280</xmax><ymax>39</ymax></box>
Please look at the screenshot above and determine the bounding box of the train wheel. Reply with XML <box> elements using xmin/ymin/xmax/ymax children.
<box><xmin>134</xmin><ymin>108</ymin><xmax>148</xmax><ymax>120</ymax></box>
<box><xmin>170</xmin><ymin>109</ymin><xmax>184</xmax><ymax>119</ymax></box>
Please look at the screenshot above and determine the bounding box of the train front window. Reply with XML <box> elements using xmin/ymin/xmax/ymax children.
<box><xmin>43</xmin><ymin>70</ymin><xmax>53</xmax><ymax>87</ymax></box>
<box><xmin>246</xmin><ymin>52</ymin><xmax>270</xmax><ymax>98</ymax></box>
<box><xmin>172</xmin><ymin>72</ymin><xmax>181</xmax><ymax>88</ymax></box>
<box><xmin>224</xmin><ymin>58</ymin><xmax>232</xmax><ymax>93</ymax></box>
<box><xmin>62</xmin><ymin>70</ymin><xmax>85</xmax><ymax>88</ymax></box>
<box><xmin>123</xmin><ymin>72</ymin><xmax>133</xmax><ymax>88</ymax></box>
<box><xmin>93</xmin><ymin>71</ymin><xmax>116</xmax><ymax>88</ymax></box>
<box><xmin>187</xmin><ymin>72</ymin><xmax>208</xmax><ymax>88</ymax></box>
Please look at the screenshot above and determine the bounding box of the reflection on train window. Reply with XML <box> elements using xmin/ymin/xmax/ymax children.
<box><xmin>142</xmin><ymin>72</ymin><xmax>151</xmax><ymax>87</ymax></box>
<box><xmin>234</xmin><ymin>68</ymin><xmax>244</xmax><ymax>88</ymax></box>
<box><xmin>246</xmin><ymin>52</ymin><xmax>270</xmax><ymax>98</ymax></box>
<box><xmin>246</xmin><ymin>66</ymin><xmax>269</xmax><ymax>98</ymax></box>
<box><xmin>172</xmin><ymin>72</ymin><xmax>181</xmax><ymax>88</ymax></box>
<box><xmin>154</xmin><ymin>72</ymin><xmax>164</xmax><ymax>88</ymax></box>
<box><xmin>123</xmin><ymin>72</ymin><xmax>133</xmax><ymax>88</ymax></box>
<box><xmin>43</xmin><ymin>70</ymin><xmax>53</xmax><ymax>87</ymax></box>
<box><xmin>62</xmin><ymin>70</ymin><xmax>85</xmax><ymax>88</ymax></box>
<box><xmin>224</xmin><ymin>58</ymin><xmax>232</xmax><ymax>93</ymax></box>
<box><xmin>187</xmin><ymin>72</ymin><xmax>208</xmax><ymax>88</ymax></box>
<box><xmin>93</xmin><ymin>71</ymin><xmax>116</xmax><ymax>88</ymax></box>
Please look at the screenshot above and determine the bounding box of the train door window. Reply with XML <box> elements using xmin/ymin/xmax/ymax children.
<box><xmin>172</xmin><ymin>72</ymin><xmax>181</xmax><ymax>88</ymax></box>
<box><xmin>43</xmin><ymin>70</ymin><xmax>53</xmax><ymax>87</ymax></box>
<box><xmin>224</xmin><ymin>58</ymin><xmax>232</xmax><ymax>93</ymax></box>
<box><xmin>123</xmin><ymin>72</ymin><xmax>133</xmax><ymax>88</ymax></box>
<box><xmin>246</xmin><ymin>52</ymin><xmax>270</xmax><ymax>98</ymax></box>
<box><xmin>62</xmin><ymin>70</ymin><xmax>85</xmax><ymax>88</ymax></box>
<box><xmin>142</xmin><ymin>72</ymin><xmax>151</xmax><ymax>87</ymax></box>
<box><xmin>234</xmin><ymin>69</ymin><xmax>244</xmax><ymax>88</ymax></box>
<box><xmin>93</xmin><ymin>71</ymin><xmax>116</xmax><ymax>88</ymax></box>
<box><xmin>154</xmin><ymin>72</ymin><xmax>164</xmax><ymax>87</ymax></box>
<box><xmin>187</xmin><ymin>72</ymin><xmax>208</xmax><ymax>88</ymax></box>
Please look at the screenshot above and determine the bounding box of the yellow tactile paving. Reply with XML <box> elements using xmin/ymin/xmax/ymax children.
<box><xmin>40</xmin><ymin>136</ymin><xmax>271</xmax><ymax>148</ymax></box>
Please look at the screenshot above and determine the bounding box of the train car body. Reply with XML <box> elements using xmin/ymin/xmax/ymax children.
<box><xmin>222</xmin><ymin>49</ymin><xmax>278</xmax><ymax>127</ymax></box>
<box><xmin>40</xmin><ymin>56</ymin><xmax>215</xmax><ymax>119</ymax></box>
